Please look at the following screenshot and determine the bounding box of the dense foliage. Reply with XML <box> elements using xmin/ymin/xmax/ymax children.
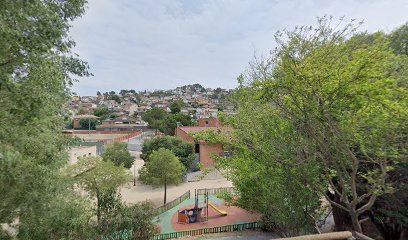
<box><xmin>142</xmin><ymin>107</ymin><xmax>195</xmax><ymax>135</ymax></box>
<box><xmin>139</xmin><ymin>148</ymin><xmax>186</xmax><ymax>204</ymax></box>
<box><xmin>0</xmin><ymin>2</ymin><xmax>157</xmax><ymax>239</ymax></box>
<box><xmin>195</xmin><ymin>18</ymin><xmax>408</xmax><ymax>237</ymax></box>
<box><xmin>0</xmin><ymin>0</ymin><xmax>91</xmax><ymax>238</ymax></box>
<box><xmin>102</xmin><ymin>141</ymin><xmax>134</xmax><ymax>168</ymax></box>
<box><xmin>79</xmin><ymin>117</ymin><xmax>99</xmax><ymax>130</ymax></box>
<box><xmin>66</xmin><ymin>156</ymin><xmax>157</xmax><ymax>239</ymax></box>
<box><xmin>141</xmin><ymin>136</ymin><xmax>195</xmax><ymax>169</ymax></box>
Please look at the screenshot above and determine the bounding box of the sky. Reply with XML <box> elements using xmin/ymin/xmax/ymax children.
<box><xmin>70</xmin><ymin>0</ymin><xmax>408</xmax><ymax>96</ymax></box>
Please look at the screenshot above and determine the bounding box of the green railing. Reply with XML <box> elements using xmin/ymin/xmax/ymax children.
<box><xmin>152</xmin><ymin>222</ymin><xmax>261</xmax><ymax>240</ymax></box>
<box><xmin>156</xmin><ymin>190</ymin><xmax>190</xmax><ymax>215</ymax></box>
<box><xmin>196</xmin><ymin>187</ymin><xmax>235</xmax><ymax>196</ymax></box>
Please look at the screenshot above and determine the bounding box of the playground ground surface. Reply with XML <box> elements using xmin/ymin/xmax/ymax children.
<box><xmin>156</xmin><ymin>194</ymin><xmax>261</xmax><ymax>234</ymax></box>
<box><xmin>183</xmin><ymin>230</ymin><xmax>279</xmax><ymax>239</ymax></box>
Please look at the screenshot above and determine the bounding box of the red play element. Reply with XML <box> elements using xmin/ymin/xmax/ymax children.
<box><xmin>178</xmin><ymin>210</ymin><xmax>189</xmax><ymax>224</ymax></box>
<box><xmin>170</xmin><ymin>204</ymin><xmax>261</xmax><ymax>232</ymax></box>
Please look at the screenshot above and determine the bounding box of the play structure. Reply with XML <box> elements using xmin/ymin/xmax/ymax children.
<box><xmin>177</xmin><ymin>189</ymin><xmax>227</xmax><ymax>224</ymax></box>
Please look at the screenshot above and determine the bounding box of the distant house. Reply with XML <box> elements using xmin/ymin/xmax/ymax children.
<box><xmin>175</xmin><ymin>118</ymin><xmax>224</xmax><ymax>169</ymax></box>
<box><xmin>95</xmin><ymin>114</ymin><xmax>147</xmax><ymax>132</ymax></box>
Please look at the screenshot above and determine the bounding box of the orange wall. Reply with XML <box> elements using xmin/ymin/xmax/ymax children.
<box><xmin>73</xmin><ymin>118</ymin><xmax>81</xmax><ymax>129</ymax></box>
<box><xmin>175</xmin><ymin>128</ymin><xmax>195</xmax><ymax>143</ymax></box>
<box><xmin>175</xmin><ymin>125</ymin><xmax>223</xmax><ymax>169</ymax></box>
<box><xmin>199</xmin><ymin>143</ymin><xmax>223</xmax><ymax>168</ymax></box>
<box><xmin>198</xmin><ymin>118</ymin><xmax>219</xmax><ymax>127</ymax></box>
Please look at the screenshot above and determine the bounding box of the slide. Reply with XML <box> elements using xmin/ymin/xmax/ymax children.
<box><xmin>208</xmin><ymin>203</ymin><xmax>227</xmax><ymax>216</ymax></box>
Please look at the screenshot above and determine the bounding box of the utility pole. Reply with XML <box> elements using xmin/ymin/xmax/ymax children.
<box><xmin>133</xmin><ymin>161</ymin><xmax>136</xmax><ymax>186</ymax></box>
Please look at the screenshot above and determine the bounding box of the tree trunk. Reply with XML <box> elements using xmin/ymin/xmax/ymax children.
<box><xmin>96</xmin><ymin>191</ymin><xmax>101</xmax><ymax>224</ymax></box>
<box><xmin>350</xmin><ymin>212</ymin><xmax>363</xmax><ymax>233</ymax></box>
<box><xmin>327</xmin><ymin>190</ymin><xmax>352</xmax><ymax>231</ymax></box>
<box><xmin>164</xmin><ymin>181</ymin><xmax>167</xmax><ymax>204</ymax></box>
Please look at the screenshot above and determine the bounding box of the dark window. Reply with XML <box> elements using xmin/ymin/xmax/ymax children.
<box><xmin>195</xmin><ymin>143</ymin><xmax>200</xmax><ymax>153</ymax></box>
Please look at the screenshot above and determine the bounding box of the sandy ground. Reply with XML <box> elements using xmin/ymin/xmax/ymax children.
<box><xmin>120</xmin><ymin>151</ymin><xmax>233</xmax><ymax>206</ymax></box>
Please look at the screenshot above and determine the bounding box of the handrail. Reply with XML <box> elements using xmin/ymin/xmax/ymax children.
<box><xmin>156</xmin><ymin>190</ymin><xmax>190</xmax><ymax>215</ymax></box>
<box><xmin>152</xmin><ymin>222</ymin><xmax>261</xmax><ymax>240</ymax></box>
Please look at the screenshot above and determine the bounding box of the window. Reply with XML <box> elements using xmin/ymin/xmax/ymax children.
<box><xmin>195</xmin><ymin>143</ymin><xmax>200</xmax><ymax>153</ymax></box>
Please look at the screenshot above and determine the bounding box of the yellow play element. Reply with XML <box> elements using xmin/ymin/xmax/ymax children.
<box><xmin>208</xmin><ymin>203</ymin><xmax>227</xmax><ymax>216</ymax></box>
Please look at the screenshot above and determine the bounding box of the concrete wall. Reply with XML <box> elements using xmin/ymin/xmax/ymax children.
<box><xmin>68</xmin><ymin>146</ymin><xmax>97</xmax><ymax>164</ymax></box>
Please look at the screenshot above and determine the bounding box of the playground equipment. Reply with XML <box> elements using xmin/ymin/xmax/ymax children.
<box><xmin>208</xmin><ymin>202</ymin><xmax>227</xmax><ymax>216</ymax></box>
<box><xmin>177</xmin><ymin>189</ymin><xmax>227</xmax><ymax>224</ymax></box>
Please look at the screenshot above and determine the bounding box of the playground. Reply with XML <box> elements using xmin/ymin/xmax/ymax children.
<box><xmin>156</xmin><ymin>189</ymin><xmax>261</xmax><ymax>234</ymax></box>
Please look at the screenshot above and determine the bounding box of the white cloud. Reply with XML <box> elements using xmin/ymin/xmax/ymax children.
<box><xmin>69</xmin><ymin>0</ymin><xmax>408</xmax><ymax>95</ymax></box>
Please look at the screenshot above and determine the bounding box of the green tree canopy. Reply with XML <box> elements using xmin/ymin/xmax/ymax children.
<box><xmin>174</xmin><ymin>113</ymin><xmax>195</xmax><ymax>126</ymax></box>
<box><xmin>65</xmin><ymin>156</ymin><xmax>132</xmax><ymax>223</ymax></box>
<box><xmin>389</xmin><ymin>23</ymin><xmax>408</xmax><ymax>56</ymax></box>
<box><xmin>102</xmin><ymin>142</ymin><xmax>134</xmax><ymax>169</ymax></box>
<box><xmin>79</xmin><ymin>118</ymin><xmax>99</xmax><ymax>130</ymax></box>
<box><xmin>142</xmin><ymin>108</ymin><xmax>177</xmax><ymax>135</ymax></box>
<box><xmin>141</xmin><ymin>136</ymin><xmax>195</xmax><ymax>169</ymax></box>
<box><xmin>198</xmin><ymin>17</ymin><xmax>408</xmax><ymax>236</ymax></box>
<box><xmin>139</xmin><ymin>148</ymin><xmax>186</xmax><ymax>204</ymax></box>
<box><xmin>169</xmin><ymin>100</ymin><xmax>185</xmax><ymax>114</ymax></box>
<box><xmin>93</xmin><ymin>107</ymin><xmax>110</xmax><ymax>117</ymax></box>
<box><xmin>0</xmin><ymin>0</ymin><xmax>91</xmax><ymax>238</ymax></box>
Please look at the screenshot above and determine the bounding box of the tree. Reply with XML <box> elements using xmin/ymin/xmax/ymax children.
<box><xmin>174</xmin><ymin>113</ymin><xmax>195</xmax><ymax>126</ymax></box>
<box><xmin>93</xmin><ymin>107</ymin><xmax>110</xmax><ymax>117</ymax></box>
<box><xmin>200</xmin><ymin>17</ymin><xmax>407</xmax><ymax>235</ymax></box>
<box><xmin>96</xmin><ymin>91</ymin><xmax>102</xmax><ymax>96</ymax></box>
<box><xmin>78</xmin><ymin>108</ymin><xmax>87</xmax><ymax>115</ymax></box>
<box><xmin>139</xmin><ymin>148</ymin><xmax>186</xmax><ymax>204</ymax></box>
<box><xmin>0</xmin><ymin>0</ymin><xmax>91</xmax><ymax>238</ymax></box>
<box><xmin>141</xmin><ymin>136</ymin><xmax>195</xmax><ymax>169</ymax></box>
<box><xmin>102</xmin><ymin>142</ymin><xmax>134</xmax><ymax>169</ymax></box>
<box><xmin>109</xmin><ymin>94</ymin><xmax>121</xmax><ymax>103</ymax></box>
<box><xmin>65</xmin><ymin>156</ymin><xmax>132</xmax><ymax>223</ymax></box>
<box><xmin>142</xmin><ymin>108</ymin><xmax>168</xmax><ymax>132</ymax></box>
<box><xmin>119</xmin><ymin>89</ymin><xmax>128</xmax><ymax>96</ymax></box>
<box><xmin>79</xmin><ymin>118</ymin><xmax>98</xmax><ymax>130</ymax></box>
<box><xmin>98</xmin><ymin>201</ymin><xmax>158</xmax><ymax>240</ymax></box>
<box><xmin>259</xmin><ymin>19</ymin><xmax>406</xmax><ymax>234</ymax></box>
<box><xmin>169</xmin><ymin>100</ymin><xmax>185</xmax><ymax>114</ymax></box>
<box><xmin>389</xmin><ymin>23</ymin><xmax>408</xmax><ymax>56</ymax></box>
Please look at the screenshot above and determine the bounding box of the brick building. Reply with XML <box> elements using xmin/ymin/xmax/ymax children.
<box><xmin>175</xmin><ymin>118</ymin><xmax>224</xmax><ymax>169</ymax></box>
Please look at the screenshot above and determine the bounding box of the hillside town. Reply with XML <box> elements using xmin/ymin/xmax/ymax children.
<box><xmin>2</xmin><ymin>1</ymin><xmax>407</xmax><ymax>240</ymax></box>
<box><xmin>67</xmin><ymin>84</ymin><xmax>234</xmax><ymax>128</ymax></box>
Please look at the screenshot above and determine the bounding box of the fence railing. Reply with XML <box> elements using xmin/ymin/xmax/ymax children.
<box><xmin>97</xmin><ymin>131</ymin><xmax>141</xmax><ymax>144</ymax></box>
<box><xmin>196</xmin><ymin>187</ymin><xmax>236</xmax><ymax>196</ymax></box>
<box><xmin>152</xmin><ymin>222</ymin><xmax>261</xmax><ymax>240</ymax></box>
<box><xmin>156</xmin><ymin>190</ymin><xmax>190</xmax><ymax>215</ymax></box>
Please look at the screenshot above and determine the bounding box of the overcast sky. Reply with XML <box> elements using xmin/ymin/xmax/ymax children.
<box><xmin>70</xmin><ymin>0</ymin><xmax>408</xmax><ymax>96</ymax></box>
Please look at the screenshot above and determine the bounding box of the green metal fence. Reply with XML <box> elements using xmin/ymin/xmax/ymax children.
<box><xmin>196</xmin><ymin>187</ymin><xmax>236</xmax><ymax>196</ymax></box>
<box><xmin>152</xmin><ymin>222</ymin><xmax>261</xmax><ymax>240</ymax></box>
<box><xmin>156</xmin><ymin>190</ymin><xmax>190</xmax><ymax>215</ymax></box>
